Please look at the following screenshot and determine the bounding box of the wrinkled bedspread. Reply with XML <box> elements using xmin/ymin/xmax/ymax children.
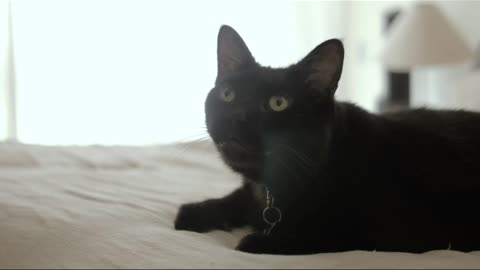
<box><xmin>1</xmin><ymin>142</ymin><xmax>480</xmax><ymax>269</ymax></box>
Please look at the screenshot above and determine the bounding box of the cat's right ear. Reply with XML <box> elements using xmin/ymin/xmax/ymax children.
<box><xmin>298</xmin><ymin>39</ymin><xmax>344</xmax><ymax>96</ymax></box>
<box><xmin>217</xmin><ymin>25</ymin><xmax>255</xmax><ymax>81</ymax></box>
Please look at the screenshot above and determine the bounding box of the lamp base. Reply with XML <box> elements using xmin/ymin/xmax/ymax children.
<box><xmin>378</xmin><ymin>97</ymin><xmax>409</xmax><ymax>113</ymax></box>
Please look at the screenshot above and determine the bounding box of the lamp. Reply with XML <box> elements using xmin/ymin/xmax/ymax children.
<box><xmin>382</xmin><ymin>3</ymin><xmax>471</xmax><ymax>71</ymax></box>
<box><xmin>381</xmin><ymin>3</ymin><xmax>472</xmax><ymax>109</ymax></box>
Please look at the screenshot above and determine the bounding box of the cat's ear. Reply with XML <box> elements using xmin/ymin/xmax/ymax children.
<box><xmin>299</xmin><ymin>39</ymin><xmax>344</xmax><ymax>95</ymax></box>
<box><xmin>217</xmin><ymin>25</ymin><xmax>255</xmax><ymax>80</ymax></box>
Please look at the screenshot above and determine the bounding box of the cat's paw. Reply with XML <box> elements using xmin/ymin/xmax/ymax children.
<box><xmin>174</xmin><ymin>202</ymin><xmax>228</xmax><ymax>233</ymax></box>
<box><xmin>235</xmin><ymin>233</ymin><xmax>277</xmax><ymax>254</ymax></box>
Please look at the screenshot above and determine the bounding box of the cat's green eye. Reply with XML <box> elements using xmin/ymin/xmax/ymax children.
<box><xmin>269</xmin><ymin>96</ymin><xmax>289</xmax><ymax>112</ymax></box>
<box><xmin>220</xmin><ymin>88</ymin><xmax>235</xmax><ymax>102</ymax></box>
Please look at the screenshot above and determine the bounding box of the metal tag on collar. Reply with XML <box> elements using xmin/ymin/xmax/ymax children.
<box><xmin>262</xmin><ymin>186</ymin><xmax>282</xmax><ymax>236</ymax></box>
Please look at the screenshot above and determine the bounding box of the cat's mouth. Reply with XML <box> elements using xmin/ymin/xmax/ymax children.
<box><xmin>216</xmin><ymin>138</ymin><xmax>262</xmax><ymax>169</ymax></box>
<box><xmin>218</xmin><ymin>137</ymin><xmax>252</xmax><ymax>152</ymax></box>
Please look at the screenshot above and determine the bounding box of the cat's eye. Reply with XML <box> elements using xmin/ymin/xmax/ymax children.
<box><xmin>220</xmin><ymin>88</ymin><xmax>235</xmax><ymax>102</ymax></box>
<box><xmin>269</xmin><ymin>96</ymin><xmax>289</xmax><ymax>112</ymax></box>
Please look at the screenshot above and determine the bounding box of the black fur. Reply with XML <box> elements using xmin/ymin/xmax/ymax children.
<box><xmin>174</xmin><ymin>25</ymin><xmax>480</xmax><ymax>254</ymax></box>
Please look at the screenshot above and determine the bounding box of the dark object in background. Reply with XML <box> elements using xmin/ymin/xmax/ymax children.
<box><xmin>379</xmin><ymin>10</ymin><xmax>411</xmax><ymax>112</ymax></box>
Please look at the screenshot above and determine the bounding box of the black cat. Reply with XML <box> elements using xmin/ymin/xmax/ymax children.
<box><xmin>174</xmin><ymin>25</ymin><xmax>480</xmax><ymax>255</ymax></box>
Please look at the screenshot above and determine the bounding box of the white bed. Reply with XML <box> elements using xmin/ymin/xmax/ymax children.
<box><xmin>1</xmin><ymin>142</ymin><xmax>480</xmax><ymax>268</ymax></box>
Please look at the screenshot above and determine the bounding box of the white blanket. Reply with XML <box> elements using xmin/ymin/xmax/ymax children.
<box><xmin>1</xmin><ymin>142</ymin><xmax>480</xmax><ymax>268</ymax></box>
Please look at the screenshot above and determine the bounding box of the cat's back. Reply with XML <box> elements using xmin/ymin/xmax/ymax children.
<box><xmin>381</xmin><ymin>107</ymin><xmax>480</xmax><ymax>138</ymax></box>
<box><xmin>334</xmin><ymin>103</ymin><xmax>480</xmax><ymax>187</ymax></box>
<box><xmin>372</xmin><ymin>107</ymin><xmax>480</xmax><ymax>190</ymax></box>
<box><xmin>360</xmin><ymin>108</ymin><xmax>480</xmax><ymax>251</ymax></box>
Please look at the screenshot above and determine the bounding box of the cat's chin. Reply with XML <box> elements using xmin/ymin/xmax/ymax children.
<box><xmin>220</xmin><ymin>149</ymin><xmax>263</xmax><ymax>174</ymax></box>
<box><xmin>220</xmin><ymin>154</ymin><xmax>262</xmax><ymax>181</ymax></box>
<box><xmin>220</xmin><ymin>148</ymin><xmax>262</xmax><ymax>169</ymax></box>
<box><xmin>227</xmin><ymin>162</ymin><xmax>261</xmax><ymax>181</ymax></box>
<box><xmin>225</xmin><ymin>158</ymin><xmax>260</xmax><ymax>170</ymax></box>
<box><xmin>214</xmin><ymin>138</ymin><xmax>263</xmax><ymax>177</ymax></box>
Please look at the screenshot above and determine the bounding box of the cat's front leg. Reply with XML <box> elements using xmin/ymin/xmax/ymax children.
<box><xmin>174</xmin><ymin>182</ymin><xmax>260</xmax><ymax>233</ymax></box>
<box><xmin>235</xmin><ymin>232</ymin><xmax>280</xmax><ymax>254</ymax></box>
<box><xmin>235</xmin><ymin>232</ymin><xmax>322</xmax><ymax>255</ymax></box>
<box><xmin>235</xmin><ymin>232</ymin><xmax>313</xmax><ymax>255</ymax></box>
<box><xmin>235</xmin><ymin>225</ymin><xmax>370</xmax><ymax>254</ymax></box>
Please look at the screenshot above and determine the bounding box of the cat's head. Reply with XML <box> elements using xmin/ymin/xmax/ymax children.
<box><xmin>205</xmin><ymin>25</ymin><xmax>344</xmax><ymax>181</ymax></box>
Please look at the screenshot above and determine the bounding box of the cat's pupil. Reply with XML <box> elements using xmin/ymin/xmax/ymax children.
<box><xmin>276</xmin><ymin>99</ymin><xmax>282</xmax><ymax>107</ymax></box>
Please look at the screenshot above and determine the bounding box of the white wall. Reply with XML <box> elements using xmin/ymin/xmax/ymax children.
<box><xmin>0</xmin><ymin>0</ymin><xmax>10</xmax><ymax>141</ymax></box>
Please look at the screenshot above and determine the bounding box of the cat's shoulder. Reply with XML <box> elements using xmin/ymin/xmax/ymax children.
<box><xmin>338</xmin><ymin>101</ymin><xmax>480</xmax><ymax>136</ymax></box>
<box><xmin>380</xmin><ymin>107</ymin><xmax>480</xmax><ymax>124</ymax></box>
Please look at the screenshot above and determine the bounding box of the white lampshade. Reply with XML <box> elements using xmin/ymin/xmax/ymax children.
<box><xmin>382</xmin><ymin>3</ymin><xmax>472</xmax><ymax>72</ymax></box>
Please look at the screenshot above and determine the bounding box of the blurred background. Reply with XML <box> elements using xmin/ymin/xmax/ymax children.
<box><xmin>1</xmin><ymin>0</ymin><xmax>479</xmax><ymax>145</ymax></box>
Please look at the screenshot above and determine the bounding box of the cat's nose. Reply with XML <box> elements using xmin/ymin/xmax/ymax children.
<box><xmin>229</xmin><ymin>111</ymin><xmax>249</xmax><ymax>127</ymax></box>
<box><xmin>234</xmin><ymin>111</ymin><xmax>247</xmax><ymax>122</ymax></box>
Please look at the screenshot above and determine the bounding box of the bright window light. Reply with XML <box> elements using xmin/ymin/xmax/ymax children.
<box><xmin>8</xmin><ymin>0</ymin><xmax>345</xmax><ymax>145</ymax></box>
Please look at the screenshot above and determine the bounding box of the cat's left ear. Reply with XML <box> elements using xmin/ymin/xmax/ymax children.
<box><xmin>217</xmin><ymin>25</ymin><xmax>255</xmax><ymax>81</ymax></box>
<box><xmin>299</xmin><ymin>39</ymin><xmax>344</xmax><ymax>95</ymax></box>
